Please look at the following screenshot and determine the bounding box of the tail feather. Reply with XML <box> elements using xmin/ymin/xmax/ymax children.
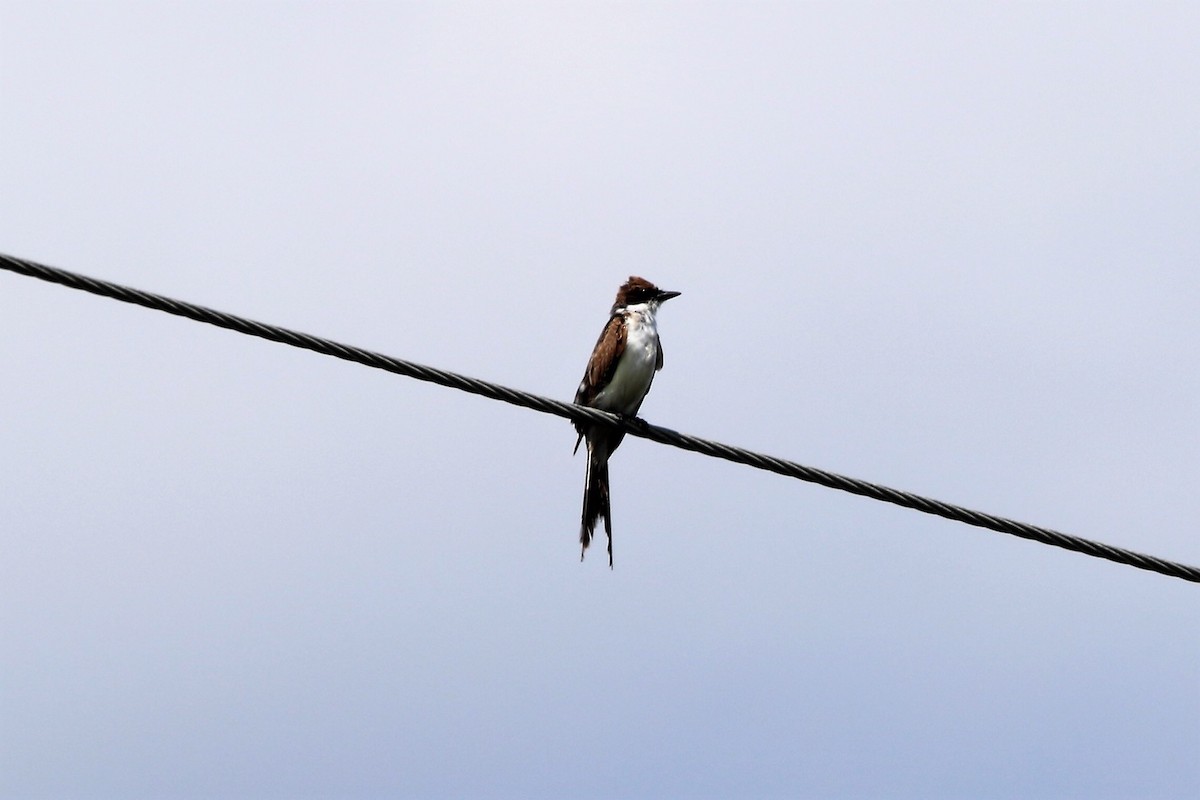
<box><xmin>580</xmin><ymin>433</ymin><xmax>613</xmax><ymax>567</ymax></box>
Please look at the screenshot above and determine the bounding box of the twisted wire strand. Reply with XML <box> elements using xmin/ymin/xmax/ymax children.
<box><xmin>3</xmin><ymin>251</ymin><xmax>1197</xmax><ymax>583</ymax></box>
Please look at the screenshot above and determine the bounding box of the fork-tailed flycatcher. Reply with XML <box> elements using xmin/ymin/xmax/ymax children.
<box><xmin>573</xmin><ymin>276</ymin><xmax>680</xmax><ymax>567</ymax></box>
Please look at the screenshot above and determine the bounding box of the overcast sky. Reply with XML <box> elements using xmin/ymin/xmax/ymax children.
<box><xmin>2</xmin><ymin>2</ymin><xmax>1198</xmax><ymax>798</ymax></box>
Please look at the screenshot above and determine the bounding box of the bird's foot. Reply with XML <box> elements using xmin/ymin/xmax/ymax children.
<box><xmin>622</xmin><ymin>415</ymin><xmax>650</xmax><ymax>434</ymax></box>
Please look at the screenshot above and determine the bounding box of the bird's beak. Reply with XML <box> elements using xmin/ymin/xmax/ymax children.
<box><xmin>657</xmin><ymin>290</ymin><xmax>681</xmax><ymax>302</ymax></box>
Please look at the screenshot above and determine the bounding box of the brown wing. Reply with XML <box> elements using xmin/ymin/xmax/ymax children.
<box><xmin>574</xmin><ymin>313</ymin><xmax>626</xmax><ymax>406</ymax></box>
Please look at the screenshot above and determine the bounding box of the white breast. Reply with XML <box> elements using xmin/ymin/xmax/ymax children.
<box><xmin>592</xmin><ymin>306</ymin><xmax>660</xmax><ymax>415</ymax></box>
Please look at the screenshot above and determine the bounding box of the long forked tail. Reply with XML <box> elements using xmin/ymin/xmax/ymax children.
<box><xmin>580</xmin><ymin>434</ymin><xmax>613</xmax><ymax>567</ymax></box>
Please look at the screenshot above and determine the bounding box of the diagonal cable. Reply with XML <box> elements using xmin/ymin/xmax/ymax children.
<box><xmin>2</xmin><ymin>251</ymin><xmax>1197</xmax><ymax>584</ymax></box>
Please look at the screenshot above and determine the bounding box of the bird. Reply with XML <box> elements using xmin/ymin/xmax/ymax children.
<box><xmin>573</xmin><ymin>276</ymin><xmax>681</xmax><ymax>566</ymax></box>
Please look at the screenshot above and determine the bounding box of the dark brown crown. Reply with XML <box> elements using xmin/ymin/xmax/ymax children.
<box><xmin>612</xmin><ymin>276</ymin><xmax>681</xmax><ymax>312</ymax></box>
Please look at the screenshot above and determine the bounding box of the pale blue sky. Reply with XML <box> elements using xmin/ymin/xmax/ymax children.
<box><xmin>2</xmin><ymin>2</ymin><xmax>1198</xmax><ymax>798</ymax></box>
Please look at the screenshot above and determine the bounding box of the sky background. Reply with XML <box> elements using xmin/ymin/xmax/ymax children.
<box><xmin>2</xmin><ymin>2</ymin><xmax>1198</xmax><ymax>798</ymax></box>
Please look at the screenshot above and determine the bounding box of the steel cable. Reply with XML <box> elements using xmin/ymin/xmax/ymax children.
<box><xmin>3</xmin><ymin>251</ymin><xmax>1197</xmax><ymax>583</ymax></box>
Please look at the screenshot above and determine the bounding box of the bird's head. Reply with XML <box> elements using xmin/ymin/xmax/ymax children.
<box><xmin>612</xmin><ymin>276</ymin><xmax>681</xmax><ymax>312</ymax></box>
